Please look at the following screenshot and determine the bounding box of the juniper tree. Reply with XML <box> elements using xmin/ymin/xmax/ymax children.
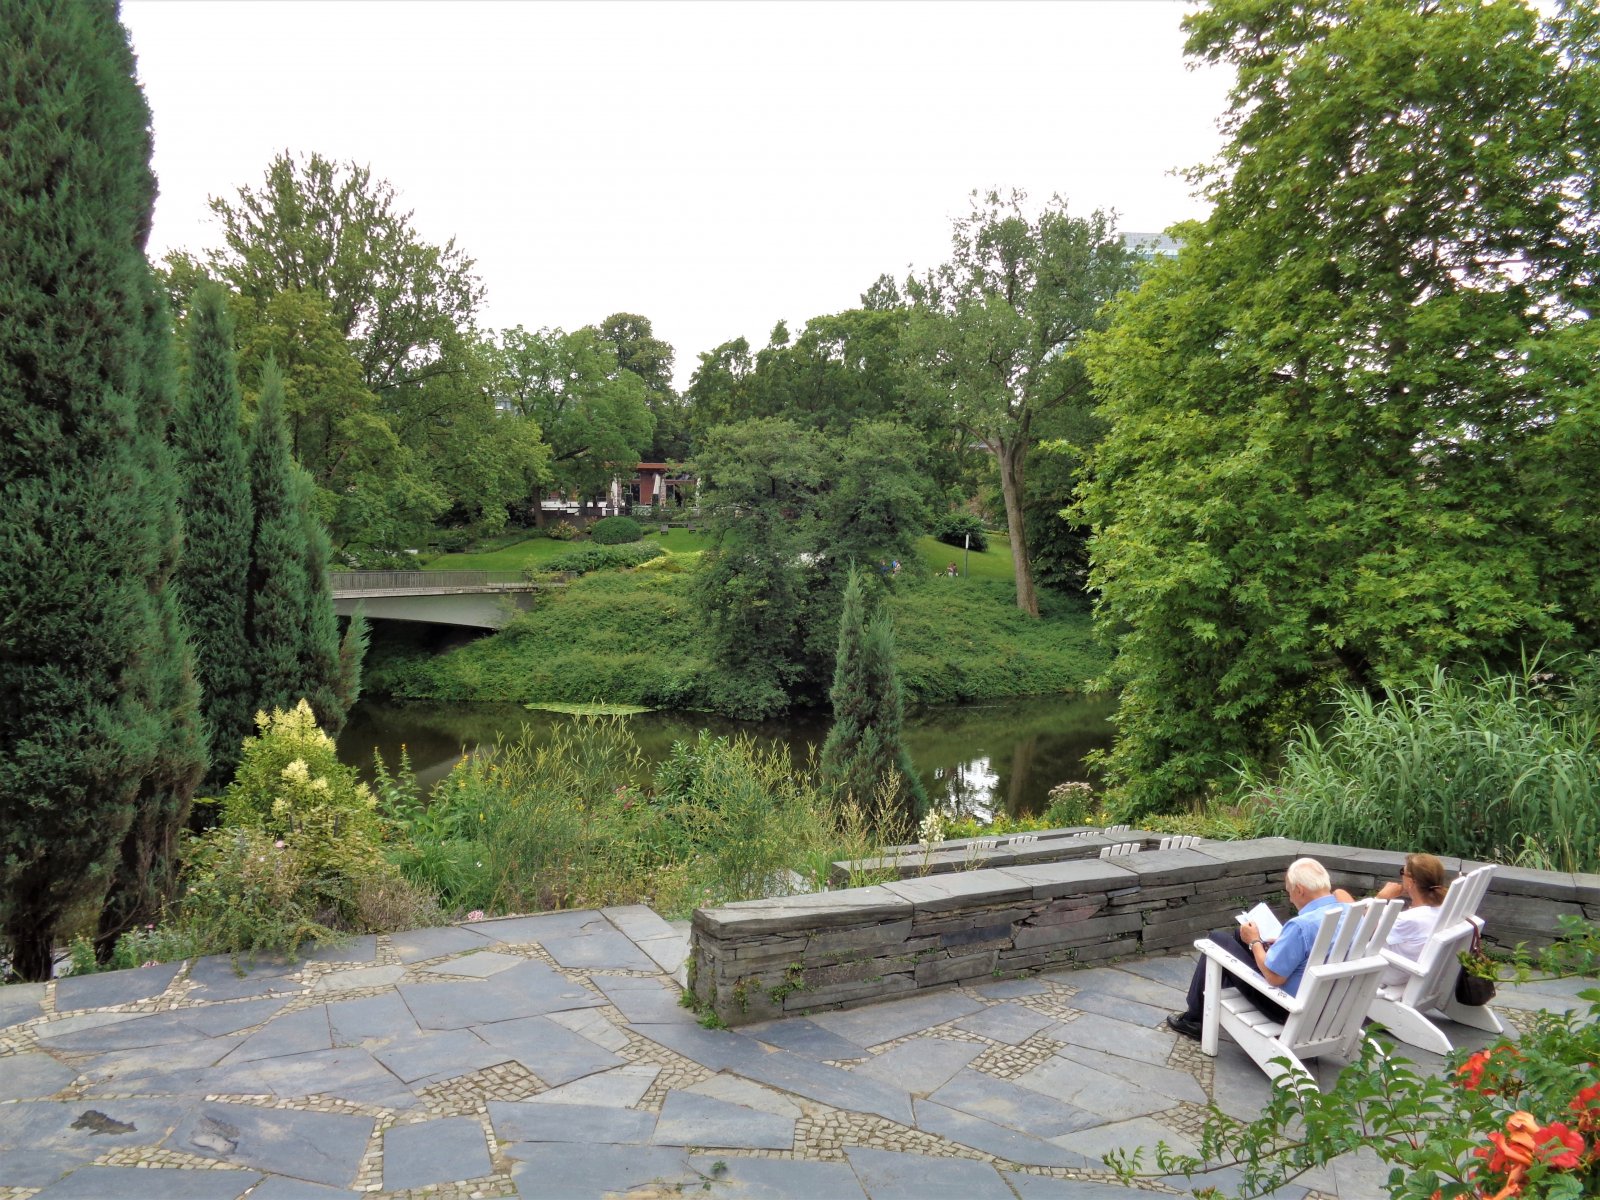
<box><xmin>819</xmin><ymin>568</ymin><xmax>928</xmax><ymax>814</ymax></box>
<box><xmin>173</xmin><ymin>283</ymin><xmax>254</xmax><ymax>787</ymax></box>
<box><xmin>0</xmin><ymin>0</ymin><xmax>203</xmax><ymax>979</ymax></box>
<box><xmin>294</xmin><ymin>464</ymin><xmax>348</xmax><ymax>733</ymax></box>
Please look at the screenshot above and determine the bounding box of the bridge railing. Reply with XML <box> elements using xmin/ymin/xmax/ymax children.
<box><xmin>328</xmin><ymin>570</ymin><xmax>528</xmax><ymax>590</ymax></box>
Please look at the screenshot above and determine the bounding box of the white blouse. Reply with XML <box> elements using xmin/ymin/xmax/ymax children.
<box><xmin>1380</xmin><ymin>904</ymin><xmax>1444</xmax><ymax>987</ymax></box>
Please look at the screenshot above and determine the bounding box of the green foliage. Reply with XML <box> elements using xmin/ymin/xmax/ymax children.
<box><xmin>1078</xmin><ymin>0</ymin><xmax>1600</xmax><ymax>816</ymax></box>
<box><xmin>1113</xmin><ymin>917</ymin><xmax>1600</xmax><ymax>1199</ymax></box>
<box><xmin>173</xmin><ymin>827</ymin><xmax>341</xmax><ymax>960</ymax></box>
<box><xmin>245</xmin><ymin>361</ymin><xmax>312</xmax><ymax>713</ymax></box>
<box><xmin>589</xmin><ymin>515</ymin><xmax>643</xmax><ymax>545</ymax></box>
<box><xmin>545</xmin><ymin>520</ymin><xmax>579</xmax><ymax>541</ymax></box>
<box><xmin>1042</xmin><ymin>781</ymin><xmax>1099</xmax><ymax>827</ymax></box>
<box><xmin>1243</xmin><ymin>662</ymin><xmax>1600</xmax><ymax>874</ymax></box>
<box><xmin>908</xmin><ymin>188</ymin><xmax>1141</xmax><ymax>616</ymax></box>
<box><xmin>0</xmin><ymin>0</ymin><xmax>204</xmax><ymax>980</ymax></box>
<box><xmin>931</xmin><ymin>512</ymin><xmax>988</xmax><ymax>554</ymax></box>
<box><xmin>173</xmin><ymin>282</ymin><xmax>255</xmax><ymax>787</ymax></box>
<box><xmin>595</xmin><ymin>312</ymin><xmax>685</xmax><ymax>462</ymax></box>
<box><xmin>531</xmin><ymin>541</ymin><xmax>665</xmax><ymax>577</ymax></box>
<box><xmin>819</xmin><ymin>568</ymin><xmax>928</xmax><ymax>813</ymax></box>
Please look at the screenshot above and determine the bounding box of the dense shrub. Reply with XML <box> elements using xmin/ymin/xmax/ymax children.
<box><xmin>544</xmin><ymin>520</ymin><xmax>578</xmax><ymax>541</ymax></box>
<box><xmin>589</xmin><ymin>515</ymin><xmax>643</xmax><ymax>545</ymax></box>
<box><xmin>1241</xmin><ymin>662</ymin><xmax>1600</xmax><ymax>873</ymax></box>
<box><xmin>529</xmin><ymin>541</ymin><xmax>665</xmax><ymax>578</ymax></box>
<box><xmin>931</xmin><ymin>511</ymin><xmax>988</xmax><ymax>553</ymax></box>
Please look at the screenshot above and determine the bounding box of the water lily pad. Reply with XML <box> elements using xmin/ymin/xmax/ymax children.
<box><xmin>524</xmin><ymin>702</ymin><xmax>652</xmax><ymax>716</ymax></box>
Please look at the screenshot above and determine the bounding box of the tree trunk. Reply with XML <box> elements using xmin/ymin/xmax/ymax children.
<box><xmin>8</xmin><ymin>916</ymin><xmax>52</xmax><ymax>982</ymax></box>
<box><xmin>997</xmin><ymin>438</ymin><xmax>1039</xmax><ymax>617</ymax></box>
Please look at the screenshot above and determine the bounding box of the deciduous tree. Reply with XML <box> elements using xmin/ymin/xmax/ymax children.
<box><xmin>1077</xmin><ymin>0</ymin><xmax>1600</xmax><ymax>816</ymax></box>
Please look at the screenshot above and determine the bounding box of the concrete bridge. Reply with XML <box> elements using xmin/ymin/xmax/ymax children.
<box><xmin>328</xmin><ymin>570</ymin><xmax>543</xmax><ymax>629</ymax></box>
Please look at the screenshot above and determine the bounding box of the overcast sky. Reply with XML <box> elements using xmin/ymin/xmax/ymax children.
<box><xmin>121</xmin><ymin>1</ymin><xmax>1233</xmax><ymax>389</ymax></box>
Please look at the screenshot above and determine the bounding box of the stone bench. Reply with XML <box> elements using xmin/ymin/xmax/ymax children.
<box><xmin>688</xmin><ymin>836</ymin><xmax>1600</xmax><ymax>1026</ymax></box>
<box><xmin>829</xmin><ymin>826</ymin><xmax>1169</xmax><ymax>884</ymax></box>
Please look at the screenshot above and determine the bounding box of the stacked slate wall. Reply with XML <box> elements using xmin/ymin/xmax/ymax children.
<box><xmin>688</xmin><ymin>836</ymin><xmax>1600</xmax><ymax>1027</ymax></box>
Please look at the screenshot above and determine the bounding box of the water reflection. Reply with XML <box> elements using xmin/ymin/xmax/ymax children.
<box><xmin>337</xmin><ymin>695</ymin><xmax>1117</xmax><ymax>820</ymax></box>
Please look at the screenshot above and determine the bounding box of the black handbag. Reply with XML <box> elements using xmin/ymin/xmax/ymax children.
<box><xmin>1455</xmin><ymin>924</ymin><xmax>1497</xmax><ymax>1006</ymax></box>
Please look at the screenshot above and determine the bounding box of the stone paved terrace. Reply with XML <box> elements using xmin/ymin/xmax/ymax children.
<box><xmin>0</xmin><ymin>906</ymin><xmax>1589</xmax><ymax>1200</ymax></box>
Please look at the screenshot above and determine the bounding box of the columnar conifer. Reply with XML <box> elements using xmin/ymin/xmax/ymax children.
<box><xmin>819</xmin><ymin>568</ymin><xmax>927</xmax><ymax>814</ymax></box>
<box><xmin>294</xmin><ymin>466</ymin><xmax>348</xmax><ymax>732</ymax></box>
<box><xmin>0</xmin><ymin>0</ymin><xmax>203</xmax><ymax>979</ymax></box>
<box><xmin>245</xmin><ymin>359</ymin><xmax>311</xmax><ymax>714</ymax></box>
<box><xmin>173</xmin><ymin>283</ymin><xmax>254</xmax><ymax>786</ymax></box>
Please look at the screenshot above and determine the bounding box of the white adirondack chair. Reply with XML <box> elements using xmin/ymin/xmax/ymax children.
<box><xmin>1099</xmin><ymin>841</ymin><xmax>1140</xmax><ymax>859</ymax></box>
<box><xmin>1369</xmin><ymin>864</ymin><xmax>1503</xmax><ymax>1054</ymax></box>
<box><xmin>1196</xmin><ymin>898</ymin><xmax>1402</xmax><ymax>1084</ymax></box>
<box><xmin>1160</xmin><ymin>835</ymin><xmax>1202</xmax><ymax>850</ymax></box>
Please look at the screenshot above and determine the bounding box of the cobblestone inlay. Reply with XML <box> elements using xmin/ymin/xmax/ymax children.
<box><xmin>418</xmin><ymin>1062</ymin><xmax>547</xmax><ymax>1117</ymax></box>
<box><xmin>968</xmin><ymin>1030</ymin><xmax>1068</xmax><ymax>1080</ymax></box>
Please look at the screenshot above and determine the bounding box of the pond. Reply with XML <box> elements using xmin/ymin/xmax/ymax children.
<box><xmin>336</xmin><ymin>694</ymin><xmax>1118</xmax><ymax>821</ymax></box>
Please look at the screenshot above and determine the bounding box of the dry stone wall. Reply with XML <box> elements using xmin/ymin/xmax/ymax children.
<box><xmin>689</xmin><ymin>836</ymin><xmax>1600</xmax><ymax>1027</ymax></box>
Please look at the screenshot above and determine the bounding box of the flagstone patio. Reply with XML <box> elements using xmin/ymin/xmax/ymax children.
<box><xmin>0</xmin><ymin>907</ymin><xmax>1585</xmax><ymax>1200</ymax></box>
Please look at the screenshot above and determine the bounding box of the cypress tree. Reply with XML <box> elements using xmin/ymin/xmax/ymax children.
<box><xmin>245</xmin><ymin>359</ymin><xmax>310</xmax><ymax>714</ymax></box>
<box><xmin>818</xmin><ymin>568</ymin><xmax>928</xmax><ymax>814</ymax></box>
<box><xmin>335</xmin><ymin>608</ymin><xmax>370</xmax><ymax>721</ymax></box>
<box><xmin>294</xmin><ymin>464</ymin><xmax>348</xmax><ymax>732</ymax></box>
<box><xmin>0</xmin><ymin>0</ymin><xmax>202</xmax><ymax>979</ymax></box>
<box><xmin>173</xmin><ymin>283</ymin><xmax>254</xmax><ymax>787</ymax></box>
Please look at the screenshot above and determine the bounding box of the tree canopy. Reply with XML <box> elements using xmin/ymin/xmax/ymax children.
<box><xmin>908</xmin><ymin>190</ymin><xmax>1141</xmax><ymax>615</ymax></box>
<box><xmin>1077</xmin><ymin>0</ymin><xmax>1600</xmax><ymax>816</ymax></box>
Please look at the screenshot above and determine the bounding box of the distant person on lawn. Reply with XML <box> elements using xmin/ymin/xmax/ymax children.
<box><xmin>1167</xmin><ymin>857</ymin><xmax>1345</xmax><ymax>1040</ymax></box>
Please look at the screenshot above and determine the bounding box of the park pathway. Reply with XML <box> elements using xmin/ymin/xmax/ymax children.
<box><xmin>0</xmin><ymin>907</ymin><xmax>1585</xmax><ymax>1199</ymax></box>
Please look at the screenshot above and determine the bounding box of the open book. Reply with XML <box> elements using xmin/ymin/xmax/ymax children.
<box><xmin>1236</xmin><ymin>901</ymin><xmax>1283</xmax><ymax>942</ymax></box>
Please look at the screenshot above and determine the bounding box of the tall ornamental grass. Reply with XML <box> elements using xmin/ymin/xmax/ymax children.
<box><xmin>1242</xmin><ymin>663</ymin><xmax>1600</xmax><ymax>872</ymax></box>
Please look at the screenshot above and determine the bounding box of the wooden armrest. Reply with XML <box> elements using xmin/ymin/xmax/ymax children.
<box><xmin>1379</xmin><ymin>948</ymin><xmax>1427</xmax><ymax>976</ymax></box>
<box><xmin>1194</xmin><ymin>937</ymin><xmax>1300</xmax><ymax>1012</ymax></box>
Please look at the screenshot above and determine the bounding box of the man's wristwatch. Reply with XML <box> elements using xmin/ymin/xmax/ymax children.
<box><xmin>1247</xmin><ymin>939</ymin><xmax>1264</xmax><ymax>950</ymax></box>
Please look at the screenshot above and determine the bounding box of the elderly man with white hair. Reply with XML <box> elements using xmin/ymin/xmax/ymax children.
<box><xmin>1166</xmin><ymin>857</ymin><xmax>1346</xmax><ymax>1041</ymax></box>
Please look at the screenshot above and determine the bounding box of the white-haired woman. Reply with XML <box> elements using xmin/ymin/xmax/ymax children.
<box><xmin>1167</xmin><ymin>857</ymin><xmax>1344</xmax><ymax>1041</ymax></box>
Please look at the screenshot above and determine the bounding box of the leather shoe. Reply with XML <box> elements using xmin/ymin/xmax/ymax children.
<box><xmin>1166</xmin><ymin>1012</ymin><xmax>1202</xmax><ymax>1040</ymax></box>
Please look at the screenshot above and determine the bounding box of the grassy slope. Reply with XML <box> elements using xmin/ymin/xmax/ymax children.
<box><xmin>424</xmin><ymin>529</ymin><xmax>712</xmax><ymax>571</ymax></box>
<box><xmin>379</xmin><ymin>533</ymin><xmax>1108</xmax><ymax>710</ymax></box>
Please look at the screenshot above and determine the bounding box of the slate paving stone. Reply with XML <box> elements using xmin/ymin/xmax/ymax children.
<box><xmin>1063</xmin><ymin>988</ymin><xmax>1173</xmax><ymax>1028</ymax></box>
<box><xmin>928</xmin><ymin>1069</ymin><xmax>1102</xmax><ymax>1139</ymax></box>
<box><xmin>1014</xmin><ymin>1052</ymin><xmax>1181</xmax><ymax>1122</ymax></box>
<box><xmin>505</xmin><ymin>1144</ymin><xmax>695</xmax><ymax>1199</ymax></box>
<box><xmin>0</xmin><ymin>1050</ymin><xmax>79</xmax><ymax>1101</ymax></box>
<box><xmin>0</xmin><ymin>1099</ymin><xmax>193</xmax><ymax>1187</ymax></box>
<box><xmin>546</xmin><ymin>1004</ymin><xmax>633</xmax><ymax>1051</ymax></box>
<box><xmin>220</xmin><ymin>1006</ymin><xmax>331</xmax><ymax>1063</ymax></box>
<box><xmin>539</xmin><ymin>927</ymin><xmax>659</xmax><ymax>971</ymax></box>
<box><xmin>323</xmin><ymin>991</ymin><xmax>418</xmax><ymax>1046</ymax></box>
<box><xmin>808</xmin><ymin>990</ymin><xmax>985</xmax><ymax>1047</ymax></box>
<box><xmin>489</xmin><ymin>1100</ymin><xmax>657</xmax><ymax>1145</ymax></box>
<box><xmin>473</xmin><ymin>1013</ymin><xmax>625</xmax><ymax>1085</ymax></box>
<box><xmin>242</xmin><ymin>1178</ymin><xmax>364</xmax><ymax>1200</ymax></box>
<box><xmin>1158</xmin><ymin>1163</ymin><xmax>1310</xmax><ymax>1199</ymax></box>
<box><xmin>1059</xmin><ymin>964</ymin><xmax>1190</xmax><ymax>1008</ymax></box>
<box><xmin>729</xmin><ymin>1044</ymin><xmax>917</xmax><ymax>1127</ymax></box>
<box><xmin>591</xmin><ymin>974</ymin><xmax>692</xmax><ymax>1022</ymax></box>
<box><xmin>1209</xmin><ymin>1040</ymin><xmax>1279</xmax><ymax>1124</ymax></box>
<box><xmin>528</xmin><ymin>1064</ymin><xmax>660</xmax><ymax>1108</ymax></box>
<box><xmin>382</xmin><ymin>1116</ymin><xmax>491</xmax><ymax>1190</ymax></box>
<box><xmin>36</xmin><ymin>1009</ymin><xmax>198</xmax><ymax>1053</ymax></box>
<box><xmin>1052</xmin><ymin>1011</ymin><xmax>1177</xmax><ymax>1066</ymax></box>
<box><xmin>419</xmin><ymin>949</ymin><xmax>526</xmax><ymax>978</ymax></box>
<box><xmin>300</xmin><ymin>935</ymin><xmax>377</xmax><ymax>964</ymax></box>
<box><xmin>651</xmin><ymin>1089</ymin><xmax>795</xmax><ymax>1150</ymax></box>
<box><xmin>741</xmin><ymin>1015</ymin><xmax>870</xmax><ymax>1061</ymax></box>
<box><xmin>851</xmin><ymin>1036</ymin><xmax>985</xmax><ymax>1095</ymax></box>
<box><xmin>468</xmin><ymin>909</ymin><xmax>602</xmax><ymax>944</ymax></box>
<box><xmin>74</xmin><ymin>1033</ymin><xmax>242</xmax><ymax>1094</ymax></box>
<box><xmin>1003</xmin><ymin>1171</ymin><xmax>1172</xmax><ymax>1199</ymax></box>
<box><xmin>176</xmin><ymin>996</ymin><xmax>295</xmax><ymax>1037</ymax></box>
<box><xmin>311</xmin><ymin>963</ymin><xmax>404</xmax><ymax>993</ymax></box>
<box><xmin>966</xmin><ymin>976</ymin><xmax>1049</xmax><ymax>1000</ymax></box>
<box><xmin>168</xmin><ymin>1102</ymin><xmax>373</xmax><ymax>1188</ymax></box>
<box><xmin>371</xmin><ymin>1027</ymin><xmax>507</xmax><ymax>1084</ymax></box>
<box><xmin>0</xmin><ymin>981</ymin><xmax>48</xmax><ymax>1029</ymax></box>
<box><xmin>684</xmin><ymin>1075</ymin><xmax>802</xmax><ymax>1119</ymax></box>
<box><xmin>1048</xmin><ymin>1115</ymin><xmax>1200</xmax><ymax>1163</ymax></box>
<box><xmin>1033</xmin><ymin>1042</ymin><xmax>1208</xmax><ymax>1108</ymax></box>
<box><xmin>199</xmin><ymin>1047</ymin><xmax>408</xmax><ymax>1107</ymax></box>
<box><xmin>685</xmin><ymin>1154</ymin><xmax>869</xmax><ymax>1199</ymax></box>
<box><xmin>910</xmin><ymin>1099</ymin><xmax>1094</xmax><ymax>1169</ymax></box>
<box><xmin>186</xmin><ymin>954</ymin><xmax>303</xmax><ymax>1002</ymax></box>
<box><xmin>952</xmin><ymin>1002</ymin><xmax>1056</xmax><ymax>1045</ymax></box>
<box><xmin>52</xmin><ymin>962</ymin><xmax>182</xmax><ymax>1012</ymax></box>
<box><xmin>844</xmin><ymin>1147</ymin><xmax>1014</xmax><ymax>1200</ymax></box>
<box><xmin>31</xmin><ymin>1010</ymin><xmax>144</xmax><ymax>1041</ymax></box>
<box><xmin>626</xmin><ymin>1021</ymin><xmax>766</xmax><ymax>1073</ymax></box>
<box><xmin>388</xmin><ymin>924</ymin><xmax>494</xmax><ymax>963</ymax></box>
<box><xmin>398</xmin><ymin>960</ymin><xmax>603</xmax><ymax>1029</ymax></box>
<box><xmin>600</xmin><ymin>904</ymin><xmax>678</xmax><ymax>944</ymax></box>
<box><xmin>1116</xmin><ymin>953</ymin><xmax>1200</xmax><ymax>990</ymax></box>
<box><xmin>31</xmin><ymin>1166</ymin><xmax>261</xmax><ymax>1199</ymax></box>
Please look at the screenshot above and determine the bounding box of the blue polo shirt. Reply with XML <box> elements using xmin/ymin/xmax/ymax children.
<box><xmin>1264</xmin><ymin>894</ymin><xmax>1346</xmax><ymax>997</ymax></box>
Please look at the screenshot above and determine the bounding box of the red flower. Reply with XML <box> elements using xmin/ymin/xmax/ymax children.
<box><xmin>1531</xmin><ymin>1121</ymin><xmax>1585</xmax><ymax>1171</ymax></box>
<box><xmin>1456</xmin><ymin>1047</ymin><xmax>1521</xmax><ymax>1096</ymax></box>
<box><xmin>1570</xmin><ymin>1079</ymin><xmax>1600</xmax><ymax>1132</ymax></box>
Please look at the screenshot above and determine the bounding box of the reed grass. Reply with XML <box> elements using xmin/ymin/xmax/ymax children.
<box><xmin>1241</xmin><ymin>661</ymin><xmax>1600</xmax><ymax>872</ymax></box>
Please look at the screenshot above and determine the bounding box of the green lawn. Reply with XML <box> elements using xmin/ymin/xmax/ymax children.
<box><xmin>912</xmin><ymin>533</ymin><xmax>1014</xmax><ymax>582</ymax></box>
<box><xmin>425</xmin><ymin>528</ymin><xmax>713</xmax><ymax>571</ymax></box>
